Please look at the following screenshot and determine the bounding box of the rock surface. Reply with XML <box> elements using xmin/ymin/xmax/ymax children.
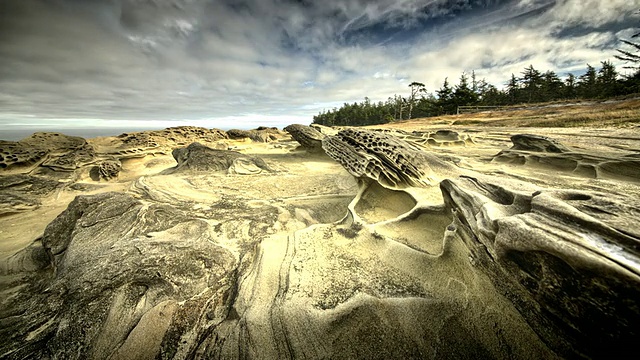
<box><xmin>167</xmin><ymin>142</ymin><xmax>272</xmax><ymax>174</ymax></box>
<box><xmin>441</xmin><ymin>175</ymin><xmax>640</xmax><ymax>358</ymax></box>
<box><xmin>322</xmin><ymin>128</ymin><xmax>459</xmax><ymax>188</ymax></box>
<box><xmin>0</xmin><ymin>133</ymin><xmax>97</xmax><ymax>175</ymax></box>
<box><xmin>494</xmin><ymin>133</ymin><xmax>640</xmax><ymax>180</ymax></box>
<box><xmin>1</xmin><ymin>124</ymin><xmax>639</xmax><ymax>359</ymax></box>
<box><xmin>284</xmin><ymin>124</ymin><xmax>326</xmax><ymax>152</ymax></box>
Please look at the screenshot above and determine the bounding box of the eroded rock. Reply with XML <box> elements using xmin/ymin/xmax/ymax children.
<box><xmin>1</xmin><ymin>192</ymin><xmax>238</xmax><ymax>359</ymax></box>
<box><xmin>227</xmin><ymin>127</ymin><xmax>284</xmax><ymax>143</ymax></box>
<box><xmin>284</xmin><ymin>124</ymin><xmax>326</xmax><ymax>152</ymax></box>
<box><xmin>494</xmin><ymin>134</ymin><xmax>640</xmax><ymax>181</ymax></box>
<box><xmin>166</xmin><ymin>142</ymin><xmax>271</xmax><ymax>174</ymax></box>
<box><xmin>0</xmin><ymin>133</ymin><xmax>97</xmax><ymax>173</ymax></box>
<box><xmin>0</xmin><ymin>174</ymin><xmax>61</xmax><ymax>215</ymax></box>
<box><xmin>322</xmin><ymin>128</ymin><xmax>458</xmax><ymax>188</ymax></box>
<box><xmin>441</xmin><ymin>175</ymin><xmax>640</xmax><ymax>358</ymax></box>
<box><xmin>510</xmin><ymin>134</ymin><xmax>570</xmax><ymax>153</ymax></box>
<box><xmin>91</xmin><ymin>159</ymin><xmax>122</xmax><ymax>181</ymax></box>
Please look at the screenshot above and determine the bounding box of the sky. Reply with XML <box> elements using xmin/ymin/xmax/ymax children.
<box><xmin>0</xmin><ymin>0</ymin><xmax>638</xmax><ymax>131</ymax></box>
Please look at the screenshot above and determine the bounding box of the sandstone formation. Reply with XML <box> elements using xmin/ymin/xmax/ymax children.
<box><xmin>91</xmin><ymin>159</ymin><xmax>122</xmax><ymax>181</ymax></box>
<box><xmin>226</xmin><ymin>127</ymin><xmax>284</xmax><ymax>143</ymax></box>
<box><xmin>94</xmin><ymin>126</ymin><xmax>229</xmax><ymax>158</ymax></box>
<box><xmin>0</xmin><ymin>133</ymin><xmax>97</xmax><ymax>175</ymax></box>
<box><xmin>284</xmin><ymin>124</ymin><xmax>326</xmax><ymax>152</ymax></box>
<box><xmin>441</xmin><ymin>175</ymin><xmax>640</xmax><ymax>358</ymax></box>
<box><xmin>0</xmin><ymin>124</ymin><xmax>638</xmax><ymax>359</ymax></box>
<box><xmin>167</xmin><ymin>142</ymin><xmax>272</xmax><ymax>174</ymax></box>
<box><xmin>322</xmin><ymin>128</ymin><xmax>459</xmax><ymax>188</ymax></box>
<box><xmin>494</xmin><ymin>133</ymin><xmax>640</xmax><ymax>180</ymax></box>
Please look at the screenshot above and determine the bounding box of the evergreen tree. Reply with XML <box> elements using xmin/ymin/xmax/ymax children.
<box><xmin>506</xmin><ymin>74</ymin><xmax>520</xmax><ymax>104</ymax></box>
<box><xmin>578</xmin><ymin>64</ymin><xmax>598</xmax><ymax>98</ymax></box>
<box><xmin>564</xmin><ymin>73</ymin><xmax>578</xmax><ymax>99</ymax></box>
<box><xmin>597</xmin><ymin>60</ymin><xmax>619</xmax><ymax>97</ymax></box>
<box><xmin>521</xmin><ymin>65</ymin><xmax>543</xmax><ymax>102</ymax></box>
<box><xmin>436</xmin><ymin>78</ymin><xmax>455</xmax><ymax>114</ymax></box>
<box><xmin>453</xmin><ymin>72</ymin><xmax>479</xmax><ymax>109</ymax></box>
<box><xmin>541</xmin><ymin>70</ymin><xmax>564</xmax><ymax>101</ymax></box>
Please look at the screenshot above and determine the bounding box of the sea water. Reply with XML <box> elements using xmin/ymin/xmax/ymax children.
<box><xmin>0</xmin><ymin>126</ymin><xmax>231</xmax><ymax>141</ymax></box>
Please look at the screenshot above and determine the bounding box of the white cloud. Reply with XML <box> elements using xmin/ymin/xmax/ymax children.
<box><xmin>0</xmin><ymin>0</ymin><xmax>637</xmax><ymax>130</ymax></box>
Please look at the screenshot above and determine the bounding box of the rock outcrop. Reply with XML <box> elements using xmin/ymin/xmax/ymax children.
<box><xmin>0</xmin><ymin>174</ymin><xmax>61</xmax><ymax>215</ymax></box>
<box><xmin>440</xmin><ymin>175</ymin><xmax>640</xmax><ymax>358</ymax></box>
<box><xmin>91</xmin><ymin>159</ymin><xmax>122</xmax><ymax>181</ymax></box>
<box><xmin>226</xmin><ymin>127</ymin><xmax>284</xmax><ymax>143</ymax></box>
<box><xmin>2</xmin><ymin>192</ymin><xmax>238</xmax><ymax>359</ymax></box>
<box><xmin>1</xmin><ymin>124</ymin><xmax>638</xmax><ymax>360</ymax></box>
<box><xmin>166</xmin><ymin>142</ymin><xmax>272</xmax><ymax>174</ymax></box>
<box><xmin>494</xmin><ymin>134</ymin><xmax>640</xmax><ymax>180</ymax></box>
<box><xmin>322</xmin><ymin>128</ymin><xmax>459</xmax><ymax>188</ymax></box>
<box><xmin>284</xmin><ymin>124</ymin><xmax>326</xmax><ymax>152</ymax></box>
<box><xmin>0</xmin><ymin>133</ymin><xmax>97</xmax><ymax>174</ymax></box>
<box><xmin>100</xmin><ymin>126</ymin><xmax>229</xmax><ymax>158</ymax></box>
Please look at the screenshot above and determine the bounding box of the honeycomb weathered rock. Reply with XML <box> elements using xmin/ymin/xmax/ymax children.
<box><xmin>322</xmin><ymin>129</ymin><xmax>457</xmax><ymax>188</ymax></box>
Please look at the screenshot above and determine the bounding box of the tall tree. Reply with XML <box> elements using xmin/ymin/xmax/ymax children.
<box><xmin>578</xmin><ymin>64</ymin><xmax>598</xmax><ymax>98</ymax></box>
<box><xmin>615</xmin><ymin>22</ymin><xmax>640</xmax><ymax>70</ymax></box>
<box><xmin>436</xmin><ymin>78</ymin><xmax>454</xmax><ymax>114</ymax></box>
<box><xmin>407</xmin><ymin>82</ymin><xmax>426</xmax><ymax>119</ymax></box>
<box><xmin>521</xmin><ymin>65</ymin><xmax>543</xmax><ymax>102</ymax></box>
<box><xmin>564</xmin><ymin>73</ymin><xmax>578</xmax><ymax>99</ymax></box>
<box><xmin>506</xmin><ymin>74</ymin><xmax>520</xmax><ymax>104</ymax></box>
<box><xmin>597</xmin><ymin>60</ymin><xmax>619</xmax><ymax>97</ymax></box>
<box><xmin>453</xmin><ymin>72</ymin><xmax>479</xmax><ymax>109</ymax></box>
<box><xmin>541</xmin><ymin>70</ymin><xmax>564</xmax><ymax>101</ymax></box>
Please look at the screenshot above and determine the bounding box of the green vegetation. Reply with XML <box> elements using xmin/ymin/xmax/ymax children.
<box><xmin>313</xmin><ymin>62</ymin><xmax>640</xmax><ymax>127</ymax></box>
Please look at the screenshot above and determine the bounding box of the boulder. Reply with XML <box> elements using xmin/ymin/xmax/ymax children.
<box><xmin>284</xmin><ymin>124</ymin><xmax>326</xmax><ymax>152</ymax></box>
<box><xmin>166</xmin><ymin>142</ymin><xmax>271</xmax><ymax>174</ymax></box>
<box><xmin>510</xmin><ymin>134</ymin><xmax>570</xmax><ymax>153</ymax></box>
<box><xmin>90</xmin><ymin>159</ymin><xmax>122</xmax><ymax>181</ymax></box>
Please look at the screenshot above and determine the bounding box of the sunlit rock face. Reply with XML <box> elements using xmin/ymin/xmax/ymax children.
<box><xmin>494</xmin><ymin>133</ymin><xmax>640</xmax><ymax>180</ymax></box>
<box><xmin>441</xmin><ymin>175</ymin><xmax>640</xmax><ymax>358</ymax></box>
<box><xmin>284</xmin><ymin>124</ymin><xmax>326</xmax><ymax>152</ymax></box>
<box><xmin>0</xmin><ymin>133</ymin><xmax>97</xmax><ymax>176</ymax></box>
<box><xmin>322</xmin><ymin>128</ymin><xmax>459</xmax><ymax>188</ymax></box>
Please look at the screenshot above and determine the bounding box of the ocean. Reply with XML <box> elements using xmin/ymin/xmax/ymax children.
<box><xmin>0</xmin><ymin>127</ymin><xmax>214</xmax><ymax>142</ymax></box>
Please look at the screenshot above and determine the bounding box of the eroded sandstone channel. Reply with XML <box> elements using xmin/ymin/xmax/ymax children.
<box><xmin>1</xmin><ymin>125</ymin><xmax>638</xmax><ymax>359</ymax></box>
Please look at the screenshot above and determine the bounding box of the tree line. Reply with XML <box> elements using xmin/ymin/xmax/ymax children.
<box><xmin>312</xmin><ymin>61</ymin><xmax>640</xmax><ymax>127</ymax></box>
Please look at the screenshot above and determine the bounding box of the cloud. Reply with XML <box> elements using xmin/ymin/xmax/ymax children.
<box><xmin>0</xmin><ymin>0</ymin><xmax>637</xmax><ymax>131</ymax></box>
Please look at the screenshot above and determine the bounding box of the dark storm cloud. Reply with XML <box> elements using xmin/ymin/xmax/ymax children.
<box><xmin>0</xmin><ymin>0</ymin><xmax>637</xmax><ymax>128</ymax></box>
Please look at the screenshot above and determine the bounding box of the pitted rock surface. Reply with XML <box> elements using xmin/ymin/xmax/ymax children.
<box><xmin>284</xmin><ymin>124</ymin><xmax>326</xmax><ymax>152</ymax></box>
<box><xmin>106</xmin><ymin>126</ymin><xmax>229</xmax><ymax>158</ymax></box>
<box><xmin>0</xmin><ymin>133</ymin><xmax>95</xmax><ymax>172</ymax></box>
<box><xmin>322</xmin><ymin>129</ymin><xmax>458</xmax><ymax>188</ymax></box>
<box><xmin>92</xmin><ymin>159</ymin><xmax>122</xmax><ymax>180</ymax></box>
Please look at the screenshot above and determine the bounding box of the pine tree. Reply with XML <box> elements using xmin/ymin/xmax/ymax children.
<box><xmin>521</xmin><ymin>65</ymin><xmax>543</xmax><ymax>102</ymax></box>
<box><xmin>436</xmin><ymin>78</ymin><xmax>455</xmax><ymax>114</ymax></box>
<box><xmin>597</xmin><ymin>61</ymin><xmax>619</xmax><ymax>97</ymax></box>
<box><xmin>578</xmin><ymin>64</ymin><xmax>598</xmax><ymax>98</ymax></box>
